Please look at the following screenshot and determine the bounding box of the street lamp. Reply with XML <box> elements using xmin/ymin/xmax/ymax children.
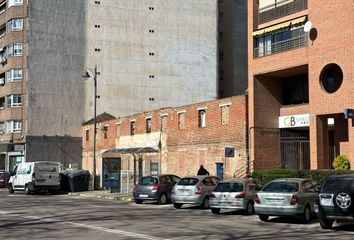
<box><xmin>83</xmin><ymin>66</ymin><xmax>98</xmax><ymax>190</ymax></box>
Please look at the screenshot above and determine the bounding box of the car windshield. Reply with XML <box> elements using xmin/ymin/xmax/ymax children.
<box><xmin>214</xmin><ymin>182</ymin><xmax>244</xmax><ymax>192</ymax></box>
<box><xmin>177</xmin><ymin>178</ymin><xmax>199</xmax><ymax>186</ymax></box>
<box><xmin>262</xmin><ymin>181</ymin><xmax>299</xmax><ymax>193</ymax></box>
<box><xmin>138</xmin><ymin>177</ymin><xmax>158</xmax><ymax>185</ymax></box>
<box><xmin>322</xmin><ymin>180</ymin><xmax>354</xmax><ymax>192</ymax></box>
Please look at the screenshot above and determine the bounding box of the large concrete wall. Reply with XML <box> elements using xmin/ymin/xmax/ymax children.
<box><xmin>84</xmin><ymin>0</ymin><xmax>218</xmax><ymax>120</ymax></box>
<box><xmin>27</xmin><ymin>0</ymin><xmax>86</xmax><ymax>137</ymax></box>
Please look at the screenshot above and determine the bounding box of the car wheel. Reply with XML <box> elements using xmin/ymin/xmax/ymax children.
<box><xmin>201</xmin><ymin>196</ymin><xmax>210</xmax><ymax>209</ymax></box>
<box><xmin>302</xmin><ymin>206</ymin><xmax>311</xmax><ymax>223</ymax></box>
<box><xmin>173</xmin><ymin>203</ymin><xmax>183</xmax><ymax>209</ymax></box>
<box><xmin>24</xmin><ymin>185</ymin><xmax>30</xmax><ymax>195</ymax></box>
<box><xmin>8</xmin><ymin>184</ymin><xmax>14</xmax><ymax>194</ymax></box>
<box><xmin>135</xmin><ymin>199</ymin><xmax>143</xmax><ymax>204</ymax></box>
<box><xmin>258</xmin><ymin>214</ymin><xmax>269</xmax><ymax>222</ymax></box>
<box><xmin>158</xmin><ymin>193</ymin><xmax>167</xmax><ymax>205</ymax></box>
<box><xmin>246</xmin><ymin>201</ymin><xmax>254</xmax><ymax>215</ymax></box>
<box><xmin>211</xmin><ymin>208</ymin><xmax>220</xmax><ymax>214</ymax></box>
<box><xmin>319</xmin><ymin>218</ymin><xmax>333</xmax><ymax>229</ymax></box>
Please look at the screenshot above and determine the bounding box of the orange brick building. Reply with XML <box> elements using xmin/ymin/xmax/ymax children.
<box><xmin>248</xmin><ymin>0</ymin><xmax>354</xmax><ymax>170</ymax></box>
<box><xmin>82</xmin><ymin>96</ymin><xmax>248</xmax><ymax>189</ymax></box>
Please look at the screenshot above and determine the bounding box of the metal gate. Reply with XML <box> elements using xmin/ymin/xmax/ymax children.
<box><xmin>280</xmin><ymin>128</ymin><xmax>310</xmax><ymax>170</ymax></box>
<box><xmin>281</xmin><ymin>141</ymin><xmax>310</xmax><ymax>170</ymax></box>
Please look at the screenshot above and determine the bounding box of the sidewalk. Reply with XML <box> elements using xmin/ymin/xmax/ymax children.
<box><xmin>68</xmin><ymin>190</ymin><xmax>133</xmax><ymax>202</ymax></box>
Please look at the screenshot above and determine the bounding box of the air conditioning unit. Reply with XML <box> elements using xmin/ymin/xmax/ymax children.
<box><xmin>0</xmin><ymin>78</ymin><xmax>4</xmax><ymax>86</ymax></box>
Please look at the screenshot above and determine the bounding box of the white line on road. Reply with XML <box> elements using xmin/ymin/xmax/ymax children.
<box><xmin>0</xmin><ymin>210</ymin><xmax>168</xmax><ymax>240</ymax></box>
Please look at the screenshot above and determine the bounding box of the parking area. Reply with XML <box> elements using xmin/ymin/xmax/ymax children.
<box><xmin>1</xmin><ymin>189</ymin><xmax>354</xmax><ymax>239</ymax></box>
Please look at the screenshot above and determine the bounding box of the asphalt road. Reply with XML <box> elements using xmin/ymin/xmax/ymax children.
<box><xmin>0</xmin><ymin>189</ymin><xmax>354</xmax><ymax>240</ymax></box>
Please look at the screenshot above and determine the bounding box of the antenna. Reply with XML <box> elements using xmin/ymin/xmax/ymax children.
<box><xmin>304</xmin><ymin>21</ymin><xmax>312</xmax><ymax>33</ymax></box>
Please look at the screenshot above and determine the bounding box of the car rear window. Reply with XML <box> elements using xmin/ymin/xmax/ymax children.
<box><xmin>138</xmin><ymin>177</ymin><xmax>158</xmax><ymax>185</ymax></box>
<box><xmin>322</xmin><ymin>180</ymin><xmax>354</xmax><ymax>192</ymax></box>
<box><xmin>262</xmin><ymin>181</ymin><xmax>299</xmax><ymax>193</ymax></box>
<box><xmin>214</xmin><ymin>182</ymin><xmax>244</xmax><ymax>192</ymax></box>
<box><xmin>177</xmin><ymin>178</ymin><xmax>199</xmax><ymax>186</ymax></box>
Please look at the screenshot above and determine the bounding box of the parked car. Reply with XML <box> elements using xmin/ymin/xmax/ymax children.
<box><xmin>8</xmin><ymin>161</ymin><xmax>61</xmax><ymax>194</ymax></box>
<box><xmin>315</xmin><ymin>174</ymin><xmax>354</xmax><ymax>229</ymax></box>
<box><xmin>255</xmin><ymin>178</ymin><xmax>318</xmax><ymax>223</ymax></box>
<box><xmin>133</xmin><ymin>174</ymin><xmax>180</xmax><ymax>204</ymax></box>
<box><xmin>209</xmin><ymin>179</ymin><xmax>259</xmax><ymax>215</ymax></box>
<box><xmin>0</xmin><ymin>171</ymin><xmax>11</xmax><ymax>188</ymax></box>
<box><xmin>171</xmin><ymin>175</ymin><xmax>220</xmax><ymax>209</ymax></box>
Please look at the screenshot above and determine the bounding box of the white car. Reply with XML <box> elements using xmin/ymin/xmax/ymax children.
<box><xmin>8</xmin><ymin>161</ymin><xmax>61</xmax><ymax>194</ymax></box>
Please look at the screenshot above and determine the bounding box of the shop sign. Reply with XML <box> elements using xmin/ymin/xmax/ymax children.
<box><xmin>279</xmin><ymin>114</ymin><xmax>310</xmax><ymax>128</ymax></box>
<box><xmin>14</xmin><ymin>144</ymin><xmax>25</xmax><ymax>152</ymax></box>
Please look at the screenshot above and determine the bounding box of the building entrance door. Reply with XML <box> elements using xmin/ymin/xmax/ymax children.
<box><xmin>102</xmin><ymin>158</ymin><xmax>121</xmax><ymax>192</ymax></box>
<box><xmin>280</xmin><ymin>128</ymin><xmax>310</xmax><ymax>170</ymax></box>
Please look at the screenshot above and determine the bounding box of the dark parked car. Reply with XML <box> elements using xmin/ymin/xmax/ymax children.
<box><xmin>133</xmin><ymin>174</ymin><xmax>180</xmax><ymax>204</ymax></box>
<box><xmin>315</xmin><ymin>174</ymin><xmax>354</xmax><ymax>229</ymax></box>
<box><xmin>0</xmin><ymin>171</ymin><xmax>11</xmax><ymax>188</ymax></box>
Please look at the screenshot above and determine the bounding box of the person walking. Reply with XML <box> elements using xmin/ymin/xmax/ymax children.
<box><xmin>197</xmin><ymin>165</ymin><xmax>210</xmax><ymax>176</ymax></box>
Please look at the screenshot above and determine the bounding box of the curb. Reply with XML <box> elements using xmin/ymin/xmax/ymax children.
<box><xmin>68</xmin><ymin>192</ymin><xmax>133</xmax><ymax>202</ymax></box>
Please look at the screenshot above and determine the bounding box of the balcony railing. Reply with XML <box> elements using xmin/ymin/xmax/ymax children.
<box><xmin>254</xmin><ymin>34</ymin><xmax>308</xmax><ymax>58</ymax></box>
<box><xmin>259</xmin><ymin>0</ymin><xmax>308</xmax><ymax>24</ymax></box>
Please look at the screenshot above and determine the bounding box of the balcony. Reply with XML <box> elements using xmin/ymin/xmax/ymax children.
<box><xmin>259</xmin><ymin>0</ymin><xmax>308</xmax><ymax>24</ymax></box>
<box><xmin>254</xmin><ymin>34</ymin><xmax>307</xmax><ymax>58</ymax></box>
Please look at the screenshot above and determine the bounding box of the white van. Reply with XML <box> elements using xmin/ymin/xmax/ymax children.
<box><xmin>8</xmin><ymin>161</ymin><xmax>60</xmax><ymax>194</ymax></box>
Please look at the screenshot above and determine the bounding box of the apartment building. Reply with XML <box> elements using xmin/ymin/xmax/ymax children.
<box><xmin>82</xmin><ymin>95</ymin><xmax>247</xmax><ymax>190</ymax></box>
<box><xmin>0</xmin><ymin>0</ymin><xmax>218</xmax><ymax>171</ymax></box>
<box><xmin>248</xmin><ymin>0</ymin><xmax>354</xmax><ymax>170</ymax></box>
<box><xmin>218</xmin><ymin>0</ymin><xmax>248</xmax><ymax>98</ymax></box>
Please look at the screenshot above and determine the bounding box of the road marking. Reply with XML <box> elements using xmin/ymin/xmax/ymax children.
<box><xmin>0</xmin><ymin>210</ymin><xmax>168</xmax><ymax>240</ymax></box>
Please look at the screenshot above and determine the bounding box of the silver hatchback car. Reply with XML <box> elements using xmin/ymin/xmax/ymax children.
<box><xmin>255</xmin><ymin>178</ymin><xmax>318</xmax><ymax>223</ymax></box>
<box><xmin>172</xmin><ymin>176</ymin><xmax>220</xmax><ymax>209</ymax></box>
<box><xmin>209</xmin><ymin>179</ymin><xmax>259</xmax><ymax>215</ymax></box>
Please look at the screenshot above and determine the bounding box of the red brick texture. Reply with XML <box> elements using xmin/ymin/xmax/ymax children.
<box><xmin>82</xmin><ymin>96</ymin><xmax>248</xmax><ymax>180</ymax></box>
<box><xmin>248</xmin><ymin>0</ymin><xmax>354</xmax><ymax>170</ymax></box>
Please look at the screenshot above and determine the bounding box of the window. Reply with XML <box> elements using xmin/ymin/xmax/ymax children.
<box><xmin>146</xmin><ymin>118</ymin><xmax>152</xmax><ymax>133</ymax></box>
<box><xmin>198</xmin><ymin>109</ymin><xmax>206</xmax><ymax>128</ymax></box>
<box><xmin>8</xmin><ymin>0</ymin><xmax>23</xmax><ymax>7</ymax></box>
<box><xmin>221</xmin><ymin>105</ymin><xmax>230</xmax><ymax>125</ymax></box>
<box><xmin>7</xmin><ymin>94</ymin><xmax>21</xmax><ymax>107</ymax></box>
<box><xmin>178</xmin><ymin>112</ymin><xmax>185</xmax><ymax>129</ymax></box>
<box><xmin>282</xmin><ymin>74</ymin><xmax>309</xmax><ymax>105</ymax></box>
<box><xmin>6</xmin><ymin>120</ymin><xmax>21</xmax><ymax>133</ymax></box>
<box><xmin>320</xmin><ymin>63</ymin><xmax>343</xmax><ymax>94</ymax></box>
<box><xmin>103</xmin><ymin>125</ymin><xmax>108</xmax><ymax>139</ymax></box>
<box><xmin>115</xmin><ymin>124</ymin><xmax>120</xmax><ymax>137</ymax></box>
<box><xmin>7</xmin><ymin>43</ymin><xmax>22</xmax><ymax>56</ymax></box>
<box><xmin>85</xmin><ymin>129</ymin><xmax>89</xmax><ymax>141</ymax></box>
<box><xmin>0</xmin><ymin>97</ymin><xmax>4</xmax><ymax>109</ymax></box>
<box><xmin>7</xmin><ymin>18</ymin><xmax>23</xmax><ymax>32</ymax></box>
<box><xmin>161</xmin><ymin>115</ymin><xmax>167</xmax><ymax>132</ymax></box>
<box><xmin>7</xmin><ymin>69</ymin><xmax>22</xmax><ymax>81</ymax></box>
<box><xmin>130</xmin><ymin>121</ymin><xmax>136</xmax><ymax>135</ymax></box>
<box><xmin>0</xmin><ymin>122</ymin><xmax>4</xmax><ymax>134</ymax></box>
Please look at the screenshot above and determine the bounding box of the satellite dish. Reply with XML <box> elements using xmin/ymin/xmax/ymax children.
<box><xmin>304</xmin><ymin>21</ymin><xmax>312</xmax><ymax>33</ymax></box>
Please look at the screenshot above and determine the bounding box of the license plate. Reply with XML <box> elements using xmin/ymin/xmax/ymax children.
<box><xmin>320</xmin><ymin>197</ymin><xmax>333</xmax><ymax>206</ymax></box>
<box><xmin>139</xmin><ymin>194</ymin><xmax>148</xmax><ymax>198</ymax></box>
<box><xmin>267</xmin><ymin>199</ymin><xmax>283</xmax><ymax>204</ymax></box>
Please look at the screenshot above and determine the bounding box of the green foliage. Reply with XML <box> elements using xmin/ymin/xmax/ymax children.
<box><xmin>332</xmin><ymin>155</ymin><xmax>351</xmax><ymax>171</ymax></box>
<box><xmin>251</xmin><ymin>168</ymin><xmax>354</xmax><ymax>186</ymax></box>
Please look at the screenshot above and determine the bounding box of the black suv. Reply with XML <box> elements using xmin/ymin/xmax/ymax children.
<box><xmin>315</xmin><ymin>174</ymin><xmax>354</xmax><ymax>229</ymax></box>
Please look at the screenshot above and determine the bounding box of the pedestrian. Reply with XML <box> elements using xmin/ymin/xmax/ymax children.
<box><xmin>197</xmin><ymin>165</ymin><xmax>209</xmax><ymax>176</ymax></box>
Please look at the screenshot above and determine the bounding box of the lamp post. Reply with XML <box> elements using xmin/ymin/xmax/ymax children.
<box><xmin>83</xmin><ymin>66</ymin><xmax>98</xmax><ymax>190</ymax></box>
